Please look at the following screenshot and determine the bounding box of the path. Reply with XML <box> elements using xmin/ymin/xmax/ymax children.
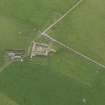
<box><xmin>40</xmin><ymin>0</ymin><xmax>105</xmax><ymax>69</ymax></box>
<box><xmin>42</xmin><ymin>33</ymin><xmax>105</xmax><ymax>69</ymax></box>
<box><xmin>0</xmin><ymin>61</ymin><xmax>13</xmax><ymax>73</ymax></box>
<box><xmin>41</xmin><ymin>0</ymin><xmax>83</xmax><ymax>34</ymax></box>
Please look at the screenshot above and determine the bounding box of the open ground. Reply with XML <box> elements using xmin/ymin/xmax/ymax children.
<box><xmin>0</xmin><ymin>0</ymin><xmax>105</xmax><ymax>105</ymax></box>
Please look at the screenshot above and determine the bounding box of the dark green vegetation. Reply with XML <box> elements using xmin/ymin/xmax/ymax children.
<box><xmin>0</xmin><ymin>0</ymin><xmax>105</xmax><ymax>105</ymax></box>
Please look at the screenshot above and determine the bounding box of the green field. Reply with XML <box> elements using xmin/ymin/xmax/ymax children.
<box><xmin>0</xmin><ymin>0</ymin><xmax>105</xmax><ymax>105</ymax></box>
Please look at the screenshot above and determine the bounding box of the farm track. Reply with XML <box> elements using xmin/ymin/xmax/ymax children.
<box><xmin>42</xmin><ymin>0</ymin><xmax>83</xmax><ymax>34</ymax></box>
<box><xmin>40</xmin><ymin>0</ymin><xmax>105</xmax><ymax>70</ymax></box>
<box><xmin>0</xmin><ymin>61</ymin><xmax>13</xmax><ymax>73</ymax></box>
<box><xmin>42</xmin><ymin>33</ymin><xmax>105</xmax><ymax>70</ymax></box>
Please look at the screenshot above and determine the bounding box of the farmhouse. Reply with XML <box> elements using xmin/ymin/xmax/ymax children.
<box><xmin>7</xmin><ymin>49</ymin><xmax>25</xmax><ymax>62</ymax></box>
<box><xmin>30</xmin><ymin>41</ymin><xmax>56</xmax><ymax>58</ymax></box>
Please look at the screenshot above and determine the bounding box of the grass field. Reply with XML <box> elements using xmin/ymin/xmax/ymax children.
<box><xmin>0</xmin><ymin>0</ymin><xmax>105</xmax><ymax>105</ymax></box>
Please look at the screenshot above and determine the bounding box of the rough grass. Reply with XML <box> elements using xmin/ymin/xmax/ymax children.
<box><xmin>49</xmin><ymin>0</ymin><xmax>105</xmax><ymax>64</ymax></box>
<box><xmin>0</xmin><ymin>62</ymin><xmax>92</xmax><ymax>105</ymax></box>
<box><xmin>0</xmin><ymin>0</ymin><xmax>74</xmax><ymax>66</ymax></box>
<box><xmin>0</xmin><ymin>60</ymin><xmax>105</xmax><ymax>105</ymax></box>
<box><xmin>0</xmin><ymin>93</ymin><xmax>19</xmax><ymax>105</ymax></box>
<box><xmin>0</xmin><ymin>0</ymin><xmax>105</xmax><ymax>105</ymax></box>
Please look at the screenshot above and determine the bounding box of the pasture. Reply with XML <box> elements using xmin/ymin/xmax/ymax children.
<box><xmin>0</xmin><ymin>0</ymin><xmax>105</xmax><ymax>105</ymax></box>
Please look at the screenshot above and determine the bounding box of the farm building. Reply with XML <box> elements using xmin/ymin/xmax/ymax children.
<box><xmin>7</xmin><ymin>49</ymin><xmax>25</xmax><ymax>62</ymax></box>
<box><xmin>30</xmin><ymin>41</ymin><xmax>56</xmax><ymax>58</ymax></box>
